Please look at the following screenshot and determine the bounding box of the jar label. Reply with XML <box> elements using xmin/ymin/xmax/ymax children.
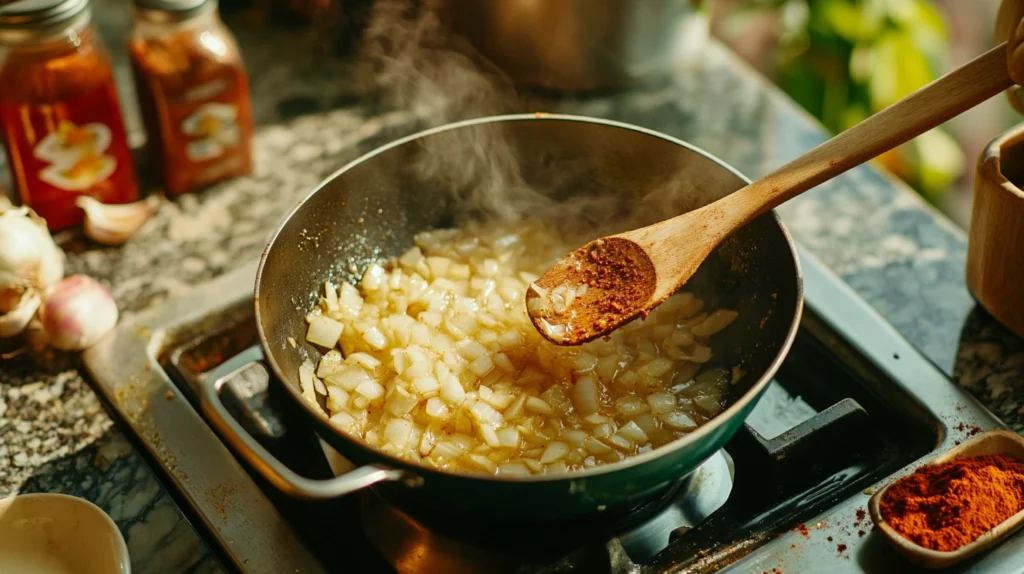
<box><xmin>34</xmin><ymin>120</ymin><xmax>117</xmax><ymax>190</ymax></box>
<box><xmin>0</xmin><ymin>85</ymin><xmax>139</xmax><ymax>230</ymax></box>
<box><xmin>182</xmin><ymin>102</ymin><xmax>241</xmax><ymax>161</ymax></box>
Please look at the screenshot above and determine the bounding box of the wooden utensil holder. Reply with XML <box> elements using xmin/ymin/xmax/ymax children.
<box><xmin>967</xmin><ymin>123</ymin><xmax>1024</xmax><ymax>338</ymax></box>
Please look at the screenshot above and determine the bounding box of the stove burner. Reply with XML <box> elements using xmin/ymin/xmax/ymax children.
<box><xmin>358</xmin><ymin>451</ymin><xmax>735</xmax><ymax>574</ymax></box>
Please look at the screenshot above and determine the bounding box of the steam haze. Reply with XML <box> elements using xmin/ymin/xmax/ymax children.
<box><xmin>358</xmin><ymin>0</ymin><xmax>715</xmax><ymax>242</ymax></box>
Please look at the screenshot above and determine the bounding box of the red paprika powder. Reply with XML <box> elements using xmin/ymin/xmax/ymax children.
<box><xmin>879</xmin><ymin>454</ymin><xmax>1024</xmax><ymax>552</ymax></box>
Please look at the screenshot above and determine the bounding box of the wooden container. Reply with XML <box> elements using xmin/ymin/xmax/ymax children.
<box><xmin>967</xmin><ymin>123</ymin><xmax>1024</xmax><ymax>338</ymax></box>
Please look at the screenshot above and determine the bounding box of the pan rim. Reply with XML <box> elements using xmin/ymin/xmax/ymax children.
<box><xmin>255</xmin><ymin>112</ymin><xmax>805</xmax><ymax>484</ymax></box>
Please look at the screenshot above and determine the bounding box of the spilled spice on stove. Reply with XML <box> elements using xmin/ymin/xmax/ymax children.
<box><xmin>796</xmin><ymin>523</ymin><xmax>810</xmax><ymax>538</ymax></box>
<box><xmin>858</xmin><ymin>530</ymin><xmax>866</xmax><ymax>537</ymax></box>
<box><xmin>855</xmin><ymin>508</ymin><xmax>867</xmax><ymax>523</ymax></box>
<box><xmin>879</xmin><ymin>454</ymin><xmax>1024</xmax><ymax>552</ymax></box>
<box><xmin>837</xmin><ymin>544</ymin><xmax>847</xmax><ymax>553</ymax></box>
<box><xmin>955</xmin><ymin>423</ymin><xmax>983</xmax><ymax>437</ymax></box>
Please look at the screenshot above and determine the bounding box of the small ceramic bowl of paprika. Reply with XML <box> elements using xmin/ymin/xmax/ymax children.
<box><xmin>868</xmin><ymin>429</ymin><xmax>1024</xmax><ymax>569</ymax></box>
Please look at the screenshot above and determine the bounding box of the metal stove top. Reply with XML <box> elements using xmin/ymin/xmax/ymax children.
<box><xmin>82</xmin><ymin>247</ymin><xmax>1018</xmax><ymax>573</ymax></box>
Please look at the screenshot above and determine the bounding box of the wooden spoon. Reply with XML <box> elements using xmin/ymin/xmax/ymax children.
<box><xmin>526</xmin><ymin>44</ymin><xmax>1014</xmax><ymax>346</ymax></box>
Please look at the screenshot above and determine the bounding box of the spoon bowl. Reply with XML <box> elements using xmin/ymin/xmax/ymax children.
<box><xmin>526</xmin><ymin>236</ymin><xmax>656</xmax><ymax>344</ymax></box>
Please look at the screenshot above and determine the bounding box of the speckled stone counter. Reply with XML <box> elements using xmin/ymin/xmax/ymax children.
<box><xmin>1</xmin><ymin>2</ymin><xmax>1021</xmax><ymax>572</ymax></box>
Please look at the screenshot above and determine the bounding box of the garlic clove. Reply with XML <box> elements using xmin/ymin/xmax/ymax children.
<box><xmin>0</xmin><ymin>201</ymin><xmax>65</xmax><ymax>295</ymax></box>
<box><xmin>39</xmin><ymin>275</ymin><xmax>118</xmax><ymax>351</ymax></box>
<box><xmin>0</xmin><ymin>291</ymin><xmax>41</xmax><ymax>338</ymax></box>
<box><xmin>77</xmin><ymin>195</ymin><xmax>161</xmax><ymax>246</ymax></box>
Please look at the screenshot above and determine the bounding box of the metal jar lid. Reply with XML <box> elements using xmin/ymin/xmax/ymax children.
<box><xmin>133</xmin><ymin>0</ymin><xmax>216</xmax><ymax>23</ymax></box>
<box><xmin>0</xmin><ymin>0</ymin><xmax>92</xmax><ymax>45</ymax></box>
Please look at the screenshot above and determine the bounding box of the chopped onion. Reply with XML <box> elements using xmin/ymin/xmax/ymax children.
<box><xmin>479</xmin><ymin>424</ymin><xmax>501</xmax><ymax>448</ymax></box>
<box><xmin>662</xmin><ymin>411</ymin><xmax>698</xmax><ymax>430</ymax></box>
<box><xmin>618</xmin><ymin>421</ymin><xmax>649</xmax><ymax>443</ymax></box>
<box><xmin>385</xmin><ymin>386</ymin><xmax>418</xmax><ymax>416</ymax></box>
<box><xmin>639</xmin><ymin>357</ymin><xmax>674</xmax><ymax>378</ymax></box>
<box><xmin>467</xmin><ymin>454</ymin><xmax>498</xmax><ymax>473</ymax></box>
<box><xmin>608</xmin><ymin>434</ymin><xmax>632</xmax><ymax>450</ymax></box>
<box><xmin>646</xmin><ymin>392</ymin><xmax>676</xmax><ymax>414</ymax></box>
<box><xmin>326</xmin><ymin>366</ymin><xmax>372</xmax><ymax>391</ymax></box>
<box><xmin>498</xmin><ymin>462</ymin><xmax>531</xmax><ymax>476</ymax></box>
<box><xmin>525</xmin><ymin>396</ymin><xmax>554</xmax><ymax>415</ymax></box>
<box><xmin>384</xmin><ymin>418</ymin><xmax>414</xmax><ymax>448</ymax></box>
<box><xmin>562</xmin><ymin>429</ymin><xmax>587</xmax><ymax>446</ymax></box>
<box><xmin>615</xmin><ymin>396</ymin><xmax>648</xmax><ymax>416</ymax></box>
<box><xmin>348</xmin><ymin>352</ymin><xmax>381</xmax><ymax>370</ymax></box>
<box><xmin>584</xmin><ymin>437</ymin><xmax>613</xmax><ymax>454</ymax></box>
<box><xmin>299</xmin><ymin>362</ymin><xmax>317</xmax><ymax>403</ymax></box>
<box><xmin>425</xmin><ymin>397</ymin><xmax>449</xmax><ymax>418</ymax></box>
<box><xmin>456</xmin><ymin>339</ymin><xmax>488</xmax><ymax>360</ymax></box>
<box><xmin>496</xmin><ymin>427</ymin><xmax>520</xmax><ymax>448</ymax></box>
<box><xmin>571</xmin><ymin>376</ymin><xmax>600</xmax><ymax>416</ymax></box>
<box><xmin>330</xmin><ymin>412</ymin><xmax>356</xmax><ymax>432</ymax></box>
<box><xmin>540</xmin><ymin>441</ymin><xmax>570</xmax><ymax>464</ymax></box>
<box><xmin>327</xmin><ymin>387</ymin><xmax>350</xmax><ymax>412</ymax></box>
<box><xmin>684</xmin><ymin>345</ymin><xmax>712</xmax><ymax>363</ymax></box>
<box><xmin>438</xmin><ymin>382</ymin><xmax>463</xmax><ymax>409</ymax></box>
<box><xmin>692</xmin><ymin>310</ymin><xmax>739</xmax><ymax>337</ymax></box>
<box><xmin>354</xmin><ymin>379</ymin><xmax>385</xmax><ymax>400</ymax></box>
<box><xmin>469</xmin><ymin>401</ymin><xmax>505</xmax><ymax>427</ymax></box>
<box><xmin>304</xmin><ymin>221</ymin><xmax>739</xmax><ymax>476</ymax></box>
<box><xmin>361</xmin><ymin>326</ymin><xmax>387</xmax><ymax>350</ymax></box>
<box><xmin>468</xmin><ymin>354</ymin><xmax>494</xmax><ymax>376</ymax></box>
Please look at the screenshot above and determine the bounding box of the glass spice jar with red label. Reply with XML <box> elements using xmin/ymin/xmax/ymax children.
<box><xmin>129</xmin><ymin>0</ymin><xmax>254</xmax><ymax>196</ymax></box>
<box><xmin>0</xmin><ymin>0</ymin><xmax>141</xmax><ymax>231</ymax></box>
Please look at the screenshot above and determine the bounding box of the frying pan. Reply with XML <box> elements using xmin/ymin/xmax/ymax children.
<box><xmin>201</xmin><ymin>114</ymin><xmax>803</xmax><ymax>525</ymax></box>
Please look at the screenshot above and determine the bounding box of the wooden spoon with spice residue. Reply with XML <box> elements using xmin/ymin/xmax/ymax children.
<box><xmin>526</xmin><ymin>44</ymin><xmax>1013</xmax><ymax>345</ymax></box>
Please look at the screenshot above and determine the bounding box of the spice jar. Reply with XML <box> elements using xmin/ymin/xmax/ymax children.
<box><xmin>0</xmin><ymin>0</ymin><xmax>140</xmax><ymax>231</ymax></box>
<box><xmin>129</xmin><ymin>0</ymin><xmax>254</xmax><ymax>196</ymax></box>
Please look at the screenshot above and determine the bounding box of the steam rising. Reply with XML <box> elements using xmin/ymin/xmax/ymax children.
<box><xmin>358</xmin><ymin>0</ymin><xmax>724</xmax><ymax>243</ymax></box>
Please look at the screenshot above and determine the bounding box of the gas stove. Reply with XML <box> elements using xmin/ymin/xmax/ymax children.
<box><xmin>82</xmin><ymin>247</ymin><xmax>1014</xmax><ymax>573</ymax></box>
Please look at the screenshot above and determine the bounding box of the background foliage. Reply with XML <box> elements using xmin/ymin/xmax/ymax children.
<box><xmin>719</xmin><ymin>0</ymin><xmax>963</xmax><ymax>203</ymax></box>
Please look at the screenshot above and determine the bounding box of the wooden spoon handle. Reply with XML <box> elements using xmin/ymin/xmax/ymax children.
<box><xmin>723</xmin><ymin>43</ymin><xmax>1014</xmax><ymax>226</ymax></box>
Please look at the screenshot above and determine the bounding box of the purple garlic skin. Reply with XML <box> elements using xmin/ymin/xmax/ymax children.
<box><xmin>39</xmin><ymin>275</ymin><xmax>119</xmax><ymax>351</ymax></box>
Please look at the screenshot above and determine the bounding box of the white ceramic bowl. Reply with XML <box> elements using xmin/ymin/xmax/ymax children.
<box><xmin>0</xmin><ymin>493</ymin><xmax>130</xmax><ymax>574</ymax></box>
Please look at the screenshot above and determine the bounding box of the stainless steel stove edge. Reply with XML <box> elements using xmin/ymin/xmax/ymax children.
<box><xmin>82</xmin><ymin>260</ymin><xmax>325</xmax><ymax>574</ymax></box>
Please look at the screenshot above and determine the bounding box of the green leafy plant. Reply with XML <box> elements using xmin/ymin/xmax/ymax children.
<box><xmin>725</xmin><ymin>0</ymin><xmax>963</xmax><ymax>202</ymax></box>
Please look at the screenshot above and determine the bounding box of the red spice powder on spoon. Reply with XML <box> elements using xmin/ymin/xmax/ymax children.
<box><xmin>879</xmin><ymin>455</ymin><xmax>1024</xmax><ymax>552</ymax></box>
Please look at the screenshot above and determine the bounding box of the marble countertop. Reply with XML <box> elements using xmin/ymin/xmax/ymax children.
<box><xmin>2</xmin><ymin>2</ymin><xmax>1023</xmax><ymax>572</ymax></box>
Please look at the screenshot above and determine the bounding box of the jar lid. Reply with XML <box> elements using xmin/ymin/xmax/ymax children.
<box><xmin>133</xmin><ymin>0</ymin><xmax>215</xmax><ymax>22</ymax></box>
<box><xmin>0</xmin><ymin>0</ymin><xmax>91</xmax><ymax>45</ymax></box>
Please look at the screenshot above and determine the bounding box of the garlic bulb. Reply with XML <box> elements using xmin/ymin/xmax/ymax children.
<box><xmin>0</xmin><ymin>198</ymin><xmax>65</xmax><ymax>337</ymax></box>
<box><xmin>77</xmin><ymin>195</ymin><xmax>161</xmax><ymax>246</ymax></box>
<box><xmin>39</xmin><ymin>275</ymin><xmax>118</xmax><ymax>351</ymax></box>
<box><xmin>0</xmin><ymin>292</ymin><xmax>41</xmax><ymax>338</ymax></box>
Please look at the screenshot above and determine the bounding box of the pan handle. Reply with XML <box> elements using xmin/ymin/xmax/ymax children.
<box><xmin>199</xmin><ymin>345</ymin><xmax>422</xmax><ymax>500</ymax></box>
